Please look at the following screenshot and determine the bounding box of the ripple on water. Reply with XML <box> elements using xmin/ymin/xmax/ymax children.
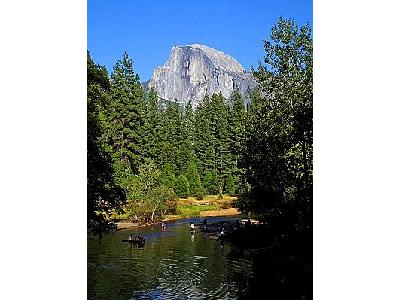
<box><xmin>88</xmin><ymin>217</ymin><xmax>253</xmax><ymax>300</ymax></box>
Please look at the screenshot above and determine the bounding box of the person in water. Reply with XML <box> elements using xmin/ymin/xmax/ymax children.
<box><xmin>220</xmin><ymin>226</ymin><xmax>225</xmax><ymax>236</ymax></box>
<box><xmin>190</xmin><ymin>222</ymin><xmax>195</xmax><ymax>231</ymax></box>
<box><xmin>201</xmin><ymin>218</ymin><xmax>207</xmax><ymax>229</ymax></box>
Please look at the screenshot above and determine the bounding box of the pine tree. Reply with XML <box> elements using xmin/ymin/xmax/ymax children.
<box><xmin>229</xmin><ymin>90</ymin><xmax>246</xmax><ymax>162</ymax></box>
<box><xmin>160</xmin><ymin>162</ymin><xmax>176</xmax><ymax>190</ymax></box>
<box><xmin>87</xmin><ymin>52</ymin><xmax>125</xmax><ymax>229</ymax></box>
<box><xmin>202</xmin><ymin>169</ymin><xmax>219</xmax><ymax>195</ymax></box>
<box><xmin>104</xmin><ymin>52</ymin><xmax>146</xmax><ymax>176</ymax></box>
<box><xmin>228</xmin><ymin>90</ymin><xmax>247</xmax><ymax>192</ymax></box>
<box><xmin>193</xmin><ymin>95</ymin><xmax>215</xmax><ymax>175</ymax></box>
<box><xmin>210</xmin><ymin>92</ymin><xmax>231</xmax><ymax>192</ymax></box>
<box><xmin>159</xmin><ymin>100</ymin><xmax>182</xmax><ymax>171</ymax></box>
<box><xmin>186</xmin><ymin>158</ymin><xmax>204</xmax><ymax>198</ymax></box>
<box><xmin>175</xmin><ymin>174</ymin><xmax>190</xmax><ymax>198</ymax></box>
<box><xmin>142</xmin><ymin>87</ymin><xmax>161</xmax><ymax>162</ymax></box>
<box><xmin>177</xmin><ymin>101</ymin><xmax>195</xmax><ymax>173</ymax></box>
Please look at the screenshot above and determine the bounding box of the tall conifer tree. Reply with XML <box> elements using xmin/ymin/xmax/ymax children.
<box><xmin>102</xmin><ymin>52</ymin><xmax>146</xmax><ymax>197</ymax></box>
<box><xmin>177</xmin><ymin>101</ymin><xmax>195</xmax><ymax>174</ymax></box>
<box><xmin>87</xmin><ymin>52</ymin><xmax>125</xmax><ymax>228</ymax></box>
<box><xmin>210</xmin><ymin>92</ymin><xmax>230</xmax><ymax>192</ymax></box>
<box><xmin>186</xmin><ymin>158</ymin><xmax>203</xmax><ymax>198</ymax></box>
<box><xmin>229</xmin><ymin>90</ymin><xmax>247</xmax><ymax>191</ymax></box>
<box><xmin>142</xmin><ymin>87</ymin><xmax>161</xmax><ymax>162</ymax></box>
<box><xmin>159</xmin><ymin>100</ymin><xmax>182</xmax><ymax>171</ymax></box>
<box><xmin>194</xmin><ymin>95</ymin><xmax>215</xmax><ymax>175</ymax></box>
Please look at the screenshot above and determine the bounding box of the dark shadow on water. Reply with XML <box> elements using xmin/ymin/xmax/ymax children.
<box><xmin>230</xmin><ymin>231</ymin><xmax>312</xmax><ymax>299</ymax></box>
<box><xmin>224</xmin><ymin>203</ymin><xmax>313</xmax><ymax>300</ymax></box>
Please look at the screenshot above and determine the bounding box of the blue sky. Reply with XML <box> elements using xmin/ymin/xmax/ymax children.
<box><xmin>88</xmin><ymin>0</ymin><xmax>312</xmax><ymax>81</ymax></box>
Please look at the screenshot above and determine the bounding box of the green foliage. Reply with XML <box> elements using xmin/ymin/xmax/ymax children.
<box><xmin>175</xmin><ymin>174</ymin><xmax>190</xmax><ymax>197</ymax></box>
<box><xmin>159</xmin><ymin>100</ymin><xmax>182</xmax><ymax>172</ymax></box>
<box><xmin>185</xmin><ymin>158</ymin><xmax>203</xmax><ymax>198</ymax></box>
<box><xmin>87</xmin><ymin>19</ymin><xmax>312</xmax><ymax>224</ymax></box>
<box><xmin>87</xmin><ymin>51</ymin><xmax>125</xmax><ymax>229</ymax></box>
<box><xmin>102</xmin><ymin>52</ymin><xmax>146</xmax><ymax>178</ymax></box>
<box><xmin>176</xmin><ymin>204</ymin><xmax>219</xmax><ymax>218</ymax></box>
<box><xmin>193</xmin><ymin>93</ymin><xmax>232</xmax><ymax>190</ymax></box>
<box><xmin>210</xmin><ymin>93</ymin><xmax>231</xmax><ymax>181</ymax></box>
<box><xmin>193</xmin><ymin>95</ymin><xmax>215</xmax><ymax>175</ymax></box>
<box><xmin>160</xmin><ymin>162</ymin><xmax>176</xmax><ymax>189</ymax></box>
<box><xmin>149</xmin><ymin>185</ymin><xmax>177</xmax><ymax>216</ymax></box>
<box><xmin>88</xmin><ymin>52</ymin><xmax>248</xmax><ymax>223</ymax></box>
<box><xmin>202</xmin><ymin>170</ymin><xmax>219</xmax><ymax>195</ymax></box>
<box><xmin>194</xmin><ymin>186</ymin><xmax>207</xmax><ymax>200</ymax></box>
<box><xmin>228</xmin><ymin>90</ymin><xmax>247</xmax><ymax>187</ymax></box>
<box><xmin>241</xmin><ymin>17</ymin><xmax>313</xmax><ymax>211</ymax></box>
<box><xmin>142</xmin><ymin>87</ymin><xmax>161</xmax><ymax>161</ymax></box>
<box><xmin>235</xmin><ymin>173</ymin><xmax>251</xmax><ymax>195</ymax></box>
<box><xmin>177</xmin><ymin>101</ymin><xmax>195</xmax><ymax>172</ymax></box>
<box><xmin>124</xmin><ymin>159</ymin><xmax>176</xmax><ymax>221</ymax></box>
<box><xmin>226</xmin><ymin>174</ymin><xmax>236</xmax><ymax>195</ymax></box>
<box><xmin>128</xmin><ymin>159</ymin><xmax>160</xmax><ymax>201</ymax></box>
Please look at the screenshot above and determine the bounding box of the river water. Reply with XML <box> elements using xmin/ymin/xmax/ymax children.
<box><xmin>88</xmin><ymin>217</ymin><xmax>254</xmax><ymax>300</ymax></box>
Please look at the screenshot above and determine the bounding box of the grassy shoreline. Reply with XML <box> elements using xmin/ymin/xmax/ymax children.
<box><xmin>115</xmin><ymin>195</ymin><xmax>240</xmax><ymax>230</ymax></box>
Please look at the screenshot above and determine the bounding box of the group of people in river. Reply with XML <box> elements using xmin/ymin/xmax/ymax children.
<box><xmin>189</xmin><ymin>218</ymin><xmax>225</xmax><ymax>239</ymax></box>
<box><xmin>160</xmin><ymin>218</ymin><xmax>210</xmax><ymax>235</ymax></box>
<box><xmin>127</xmin><ymin>233</ymin><xmax>145</xmax><ymax>244</ymax></box>
<box><xmin>161</xmin><ymin>222</ymin><xmax>167</xmax><ymax>231</ymax></box>
<box><xmin>125</xmin><ymin>218</ymin><xmax>230</xmax><ymax>247</ymax></box>
<box><xmin>189</xmin><ymin>218</ymin><xmax>208</xmax><ymax>233</ymax></box>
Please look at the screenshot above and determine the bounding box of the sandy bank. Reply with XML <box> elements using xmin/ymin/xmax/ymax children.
<box><xmin>200</xmin><ymin>207</ymin><xmax>240</xmax><ymax>217</ymax></box>
<box><xmin>116</xmin><ymin>222</ymin><xmax>153</xmax><ymax>230</ymax></box>
<box><xmin>117</xmin><ymin>208</ymin><xmax>241</xmax><ymax>230</ymax></box>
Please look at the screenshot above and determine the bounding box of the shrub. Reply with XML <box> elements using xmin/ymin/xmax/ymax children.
<box><xmin>194</xmin><ymin>186</ymin><xmax>206</xmax><ymax>200</ymax></box>
<box><xmin>175</xmin><ymin>174</ymin><xmax>190</xmax><ymax>197</ymax></box>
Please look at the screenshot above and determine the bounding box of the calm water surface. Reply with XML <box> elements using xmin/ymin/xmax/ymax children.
<box><xmin>88</xmin><ymin>217</ymin><xmax>253</xmax><ymax>300</ymax></box>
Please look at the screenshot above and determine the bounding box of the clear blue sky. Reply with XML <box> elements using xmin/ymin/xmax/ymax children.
<box><xmin>88</xmin><ymin>0</ymin><xmax>312</xmax><ymax>81</ymax></box>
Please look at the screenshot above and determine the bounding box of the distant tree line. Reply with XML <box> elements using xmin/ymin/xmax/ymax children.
<box><xmin>87</xmin><ymin>53</ymin><xmax>248</xmax><ymax>226</ymax></box>
<box><xmin>87</xmin><ymin>17</ymin><xmax>312</xmax><ymax>230</ymax></box>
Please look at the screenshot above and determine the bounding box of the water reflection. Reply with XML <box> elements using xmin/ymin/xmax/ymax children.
<box><xmin>190</xmin><ymin>231</ymin><xmax>195</xmax><ymax>242</ymax></box>
<box><xmin>88</xmin><ymin>217</ymin><xmax>252</xmax><ymax>300</ymax></box>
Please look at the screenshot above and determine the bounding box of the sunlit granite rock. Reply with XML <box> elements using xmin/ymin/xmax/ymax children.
<box><xmin>148</xmin><ymin>44</ymin><xmax>256</xmax><ymax>107</ymax></box>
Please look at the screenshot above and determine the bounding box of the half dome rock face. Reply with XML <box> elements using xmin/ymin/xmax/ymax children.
<box><xmin>148</xmin><ymin>44</ymin><xmax>256</xmax><ymax>107</ymax></box>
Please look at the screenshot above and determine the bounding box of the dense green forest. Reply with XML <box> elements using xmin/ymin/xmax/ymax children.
<box><xmin>88</xmin><ymin>18</ymin><xmax>312</xmax><ymax>232</ymax></box>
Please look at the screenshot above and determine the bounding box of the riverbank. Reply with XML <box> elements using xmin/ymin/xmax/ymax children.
<box><xmin>115</xmin><ymin>195</ymin><xmax>240</xmax><ymax>230</ymax></box>
<box><xmin>200</xmin><ymin>207</ymin><xmax>240</xmax><ymax>217</ymax></box>
<box><xmin>116</xmin><ymin>209</ymin><xmax>241</xmax><ymax>230</ymax></box>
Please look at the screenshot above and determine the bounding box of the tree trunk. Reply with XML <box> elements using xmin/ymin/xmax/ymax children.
<box><xmin>151</xmin><ymin>209</ymin><xmax>155</xmax><ymax>222</ymax></box>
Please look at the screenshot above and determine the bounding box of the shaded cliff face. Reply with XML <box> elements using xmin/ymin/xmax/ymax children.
<box><xmin>148</xmin><ymin>44</ymin><xmax>255</xmax><ymax>107</ymax></box>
